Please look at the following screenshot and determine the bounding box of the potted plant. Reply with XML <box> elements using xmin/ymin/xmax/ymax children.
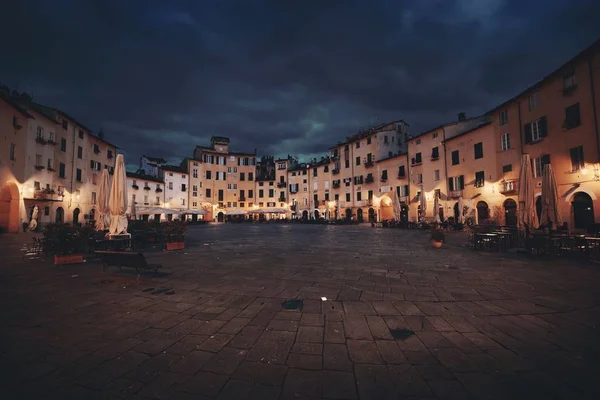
<box><xmin>431</xmin><ymin>227</ymin><xmax>445</xmax><ymax>248</ymax></box>
<box><xmin>44</xmin><ymin>224</ymin><xmax>88</xmax><ymax>265</ymax></box>
<box><xmin>163</xmin><ymin>220</ymin><xmax>186</xmax><ymax>251</ymax></box>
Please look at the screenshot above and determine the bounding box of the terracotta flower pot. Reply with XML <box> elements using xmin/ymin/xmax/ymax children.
<box><xmin>432</xmin><ymin>240</ymin><xmax>443</xmax><ymax>249</ymax></box>
<box><xmin>165</xmin><ymin>242</ymin><xmax>185</xmax><ymax>251</ymax></box>
<box><xmin>54</xmin><ymin>254</ymin><xmax>84</xmax><ymax>265</ymax></box>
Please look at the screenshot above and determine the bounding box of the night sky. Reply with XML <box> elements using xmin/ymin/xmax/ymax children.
<box><xmin>1</xmin><ymin>0</ymin><xmax>599</xmax><ymax>170</ymax></box>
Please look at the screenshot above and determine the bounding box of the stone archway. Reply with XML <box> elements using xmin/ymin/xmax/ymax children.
<box><xmin>302</xmin><ymin>210</ymin><xmax>309</xmax><ymax>220</ymax></box>
<box><xmin>380</xmin><ymin>195</ymin><xmax>393</xmax><ymax>221</ymax></box>
<box><xmin>73</xmin><ymin>208</ymin><xmax>80</xmax><ymax>225</ymax></box>
<box><xmin>313</xmin><ymin>210</ymin><xmax>319</xmax><ymax>220</ymax></box>
<box><xmin>217</xmin><ymin>212</ymin><xmax>224</xmax><ymax>222</ymax></box>
<box><xmin>572</xmin><ymin>192</ymin><xmax>594</xmax><ymax>230</ymax></box>
<box><xmin>476</xmin><ymin>201</ymin><xmax>489</xmax><ymax>223</ymax></box>
<box><xmin>201</xmin><ymin>202</ymin><xmax>214</xmax><ymax>221</ymax></box>
<box><xmin>356</xmin><ymin>208</ymin><xmax>364</xmax><ymax>223</ymax></box>
<box><xmin>345</xmin><ymin>208</ymin><xmax>352</xmax><ymax>220</ymax></box>
<box><xmin>503</xmin><ymin>199</ymin><xmax>517</xmax><ymax>226</ymax></box>
<box><xmin>368</xmin><ymin>208</ymin><xmax>376</xmax><ymax>223</ymax></box>
<box><xmin>0</xmin><ymin>182</ymin><xmax>20</xmax><ymax>232</ymax></box>
<box><xmin>55</xmin><ymin>207</ymin><xmax>64</xmax><ymax>224</ymax></box>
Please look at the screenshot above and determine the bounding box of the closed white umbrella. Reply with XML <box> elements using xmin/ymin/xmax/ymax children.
<box><xmin>540</xmin><ymin>164</ymin><xmax>562</xmax><ymax>229</ymax></box>
<box><xmin>108</xmin><ymin>154</ymin><xmax>128</xmax><ymax>235</ymax></box>
<box><xmin>518</xmin><ymin>154</ymin><xmax>537</xmax><ymax>231</ymax></box>
<box><xmin>392</xmin><ymin>190</ymin><xmax>402</xmax><ymax>221</ymax></box>
<box><xmin>433</xmin><ymin>192</ymin><xmax>440</xmax><ymax>223</ymax></box>
<box><xmin>96</xmin><ymin>169</ymin><xmax>110</xmax><ymax>230</ymax></box>
<box><xmin>457</xmin><ymin>197</ymin><xmax>464</xmax><ymax>224</ymax></box>
<box><xmin>28</xmin><ymin>205</ymin><xmax>39</xmax><ymax>231</ymax></box>
<box><xmin>419</xmin><ymin>185</ymin><xmax>427</xmax><ymax>221</ymax></box>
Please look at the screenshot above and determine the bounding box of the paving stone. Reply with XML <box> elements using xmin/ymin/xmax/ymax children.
<box><xmin>180</xmin><ymin>371</ymin><xmax>228</xmax><ymax>397</ymax></box>
<box><xmin>323</xmin><ymin>370</ymin><xmax>358</xmax><ymax>399</ymax></box>
<box><xmin>366</xmin><ymin>315</ymin><xmax>395</xmax><ymax>340</ymax></box>
<box><xmin>347</xmin><ymin>339</ymin><xmax>383</xmax><ymax>364</ymax></box>
<box><xmin>286</xmin><ymin>353</ymin><xmax>322</xmax><ymax>370</ymax></box>
<box><xmin>281</xmin><ymin>369</ymin><xmax>322</xmax><ymax>399</ymax></box>
<box><xmin>203</xmin><ymin>347</ymin><xmax>247</xmax><ymax>374</ymax></box>
<box><xmin>171</xmin><ymin>350</ymin><xmax>214</xmax><ymax>375</ymax></box>
<box><xmin>246</xmin><ymin>330</ymin><xmax>295</xmax><ymax>363</ymax></box>
<box><xmin>296</xmin><ymin>326</ymin><xmax>324</xmax><ymax>343</ymax></box>
<box><xmin>343</xmin><ymin>315</ymin><xmax>373</xmax><ymax>340</ymax></box>
<box><xmin>323</xmin><ymin>343</ymin><xmax>353</xmax><ymax>371</ymax></box>
<box><xmin>324</xmin><ymin>321</ymin><xmax>345</xmax><ymax>343</ymax></box>
<box><xmin>218</xmin><ymin>317</ymin><xmax>251</xmax><ymax>335</ymax></box>
<box><xmin>300</xmin><ymin>313</ymin><xmax>325</xmax><ymax>326</ymax></box>
<box><xmin>228</xmin><ymin>326</ymin><xmax>264</xmax><ymax>349</ymax></box>
<box><xmin>193</xmin><ymin>320</ymin><xmax>227</xmax><ymax>336</ymax></box>
<box><xmin>388</xmin><ymin>364</ymin><xmax>433</xmax><ymax>396</ymax></box>
<box><xmin>354</xmin><ymin>364</ymin><xmax>397</xmax><ymax>400</ymax></box>
<box><xmin>197</xmin><ymin>333</ymin><xmax>234</xmax><ymax>352</ymax></box>
<box><xmin>165</xmin><ymin>334</ymin><xmax>209</xmax><ymax>356</ymax></box>
<box><xmin>233</xmin><ymin>361</ymin><xmax>288</xmax><ymax>385</ymax></box>
<box><xmin>267</xmin><ymin>318</ymin><xmax>299</xmax><ymax>331</ymax></box>
<box><xmin>291</xmin><ymin>342</ymin><xmax>323</xmax><ymax>355</ymax></box>
<box><xmin>375</xmin><ymin>340</ymin><xmax>407</xmax><ymax>364</ymax></box>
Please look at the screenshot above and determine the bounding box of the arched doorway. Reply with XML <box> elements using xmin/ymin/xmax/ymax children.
<box><xmin>313</xmin><ymin>210</ymin><xmax>319</xmax><ymax>220</ymax></box>
<box><xmin>572</xmin><ymin>192</ymin><xmax>594</xmax><ymax>230</ymax></box>
<box><xmin>345</xmin><ymin>208</ymin><xmax>352</xmax><ymax>220</ymax></box>
<box><xmin>400</xmin><ymin>205</ymin><xmax>408</xmax><ymax>222</ymax></box>
<box><xmin>453</xmin><ymin>202</ymin><xmax>459</xmax><ymax>220</ymax></box>
<box><xmin>368</xmin><ymin>208</ymin><xmax>376</xmax><ymax>222</ymax></box>
<box><xmin>503</xmin><ymin>199</ymin><xmax>517</xmax><ymax>226</ymax></box>
<box><xmin>535</xmin><ymin>196</ymin><xmax>542</xmax><ymax>227</ymax></box>
<box><xmin>476</xmin><ymin>201</ymin><xmax>489</xmax><ymax>223</ymax></box>
<box><xmin>357</xmin><ymin>208</ymin><xmax>364</xmax><ymax>223</ymax></box>
<box><xmin>73</xmin><ymin>208</ymin><xmax>80</xmax><ymax>225</ymax></box>
<box><xmin>142</xmin><ymin>214</ymin><xmax>149</xmax><ymax>222</ymax></box>
<box><xmin>217</xmin><ymin>212</ymin><xmax>224</xmax><ymax>222</ymax></box>
<box><xmin>0</xmin><ymin>182</ymin><xmax>20</xmax><ymax>232</ymax></box>
<box><xmin>191</xmin><ymin>214</ymin><xmax>198</xmax><ymax>223</ymax></box>
<box><xmin>55</xmin><ymin>207</ymin><xmax>64</xmax><ymax>223</ymax></box>
<box><xmin>302</xmin><ymin>210</ymin><xmax>309</xmax><ymax>220</ymax></box>
<box><xmin>380</xmin><ymin>196</ymin><xmax>393</xmax><ymax>220</ymax></box>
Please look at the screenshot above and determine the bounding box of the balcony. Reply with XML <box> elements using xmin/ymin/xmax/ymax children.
<box><xmin>332</xmin><ymin>182</ymin><xmax>341</xmax><ymax>189</ymax></box>
<box><xmin>132</xmin><ymin>184</ymin><xmax>139</xmax><ymax>190</ymax></box>
<box><xmin>277</xmin><ymin>182</ymin><xmax>286</xmax><ymax>188</ymax></box>
<box><xmin>278</xmin><ymin>197</ymin><xmax>286</xmax><ymax>202</ymax></box>
<box><xmin>35</xmin><ymin>165</ymin><xmax>45</xmax><ymax>171</ymax></box>
<box><xmin>47</xmin><ymin>139</ymin><xmax>57</xmax><ymax>146</ymax></box>
<box><xmin>155</xmin><ymin>188</ymin><xmax>163</xmax><ymax>193</ymax></box>
<box><xmin>364</xmin><ymin>160</ymin><xmax>374</xmax><ymax>168</ymax></box>
<box><xmin>449</xmin><ymin>190</ymin><xmax>463</xmax><ymax>199</ymax></box>
<box><xmin>365</xmin><ymin>175</ymin><xmax>374</xmax><ymax>183</ymax></box>
<box><xmin>380</xmin><ymin>176</ymin><xmax>388</xmax><ymax>182</ymax></box>
<box><xmin>35</xmin><ymin>137</ymin><xmax>47</xmax><ymax>145</ymax></box>
<box><xmin>143</xmin><ymin>186</ymin><xmax>151</xmax><ymax>191</ymax></box>
<box><xmin>500</xmin><ymin>180</ymin><xmax>518</xmax><ymax>195</ymax></box>
<box><xmin>431</xmin><ymin>156</ymin><xmax>439</xmax><ymax>161</ymax></box>
<box><xmin>33</xmin><ymin>188</ymin><xmax>63</xmax><ymax>201</ymax></box>
<box><xmin>331</xmin><ymin>154</ymin><xmax>340</xmax><ymax>161</ymax></box>
<box><xmin>332</xmin><ymin>168</ymin><xmax>340</xmax><ymax>175</ymax></box>
<box><xmin>239</xmin><ymin>196</ymin><xmax>246</xmax><ymax>201</ymax></box>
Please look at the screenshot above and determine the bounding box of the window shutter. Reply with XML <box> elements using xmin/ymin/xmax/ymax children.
<box><xmin>223</xmin><ymin>157</ymin><xmax>227</xmax><ymax>166</ymax></box>
<box><xmin>448</xmin><ymin>178</ymin><xmax>454</xmax><ymax>191</ymax></box>
<box><xmin>524</xmin><ymin>123</ymin><xmax>532</xmax><ymax>143</ymax></box>
<box><xmin>459</xmin><ymin>175</ymin><xmax>465</xmax><ymax>190</ymax></box>
<box><xmin>543</xmin><ymin>154</ymin><xmax>551</xmax><ymax>165</ymax></box>
<box><xmin>237</xmin><ymin>158</ymin><xmax>240</xmax><ymax>166</ymax></box>
<box><xmin>539</xmin><ymin>117</ymin><xmax>548</xmax><ymax>137</ymax></box>
<box><xmin>404</xmin><ymin>185</ymin><xmax>409</xmax><ymax>197</ymax></box>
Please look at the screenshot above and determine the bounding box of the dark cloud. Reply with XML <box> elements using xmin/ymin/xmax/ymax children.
<box><xmin>1</xmin><ymin>0</ymin><xmax>599</xmax><ymax>166</ymax></box>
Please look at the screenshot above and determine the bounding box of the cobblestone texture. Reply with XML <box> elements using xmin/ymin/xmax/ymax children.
<box><xmin>2</xmin><ymin>224</ymin><xmax>600</xmax><ymax>399</ymax></box>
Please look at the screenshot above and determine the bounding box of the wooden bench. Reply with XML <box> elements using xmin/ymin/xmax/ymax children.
<box><xmin>95</xmin><ymin>251</ymin><xmax>162</xmax><ymax>275</ymax></box>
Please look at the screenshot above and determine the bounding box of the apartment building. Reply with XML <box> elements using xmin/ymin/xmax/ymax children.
<box><xmin>0</xmin><ymin>89</ymin><xmax>117</xmax><ymax>232</ymax></box>
<box><xmin>307</xmin><ymin>157</ymin><xmax>332</xmax><ymax>219</ymax></box>
<box><xmin>275</xmin><ymin>157</ymin><xmax>291</xmax><ymax>205</ymax></box>
<box><xmin>488</xmin><ymin>39</ymin><xmax>600</xmax><ymax>230</ymax></box>
<box><xmin>139</xmin><ymin>155</ymin><xmax>166</xmax><ymax>178</ymax></box>
<box><xmin>126</xmin><ymin>171</ymin><xmax>165</xmax><ymax>219</ymax></box>
<box><xmin>192</xmin><ymin>136</ymin><xmax>256</xmax><ymax>222</ymax></box>
<box><xmin>376</xmin><ymin>153</ymin><xmax>410</xmax><ymax>222</ymax></box>
<box><xmin>163</xmin><ymin>164</ymin><xmax>188</xmax><ymax>211</ymax></box>
<box><xmin>329</xmin><ymin>120</ymin><xmax>409</xmax><ymax>221</ymax></box>
<box><xmin>288</xmin><ymin>163</ymin><xmax>310</xmax><ymax>218</ymax></box>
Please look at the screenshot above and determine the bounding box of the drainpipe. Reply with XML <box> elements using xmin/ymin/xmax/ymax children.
<box><xmin>588</xmin><ymin>54</ymin><xmax>600</xmax><ymax>162</ymax></box>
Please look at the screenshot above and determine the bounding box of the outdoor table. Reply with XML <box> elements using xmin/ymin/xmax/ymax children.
<box><xmin>492</xmin><ymin>231</ymin><xmax>512</xmax><ymax>250</ymax></box>
<box><xmin>474</xmin><ymin>233</ymin><xmax>499</xmax><ymax>251</ymax></box>
<box><xmin>585</xmin><ymin>237</ymin><xmax>600</xmax><ymax>260</ymax></box>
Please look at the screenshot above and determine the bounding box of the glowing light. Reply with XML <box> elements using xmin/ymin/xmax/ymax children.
<box><xmin>581</xmin><ymin>168</ymin><xmax>588</xmax><ymax>175</ymax></box>
<box><xmin>321</xmin><ymin>297</ymin><xmax>327</xmax><ymax>301</ymax></box>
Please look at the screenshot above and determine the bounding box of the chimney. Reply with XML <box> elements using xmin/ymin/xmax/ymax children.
<box><xmin>458</xmin><ymin>112</ymin><xmax>466</xmax><ymax>122</ymax></box>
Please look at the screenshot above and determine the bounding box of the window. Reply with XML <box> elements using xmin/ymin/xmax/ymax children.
<box><xmin>502</xmin><ymin>164</ymin><xmax>512</xmax><ymax>173</ymax></box>
<box><xmin>433</xmin><ymin>132</ymin><xmax>438</xmax><ymax>139</ymax></box>
<box><xmin>91</xmin><ymin>192</ymin><xmax>97</xmax><ymax>204</ymax></box>
<box><xmin>76</xmin><ymin>168</ymin><xmax>82</xmax><ymax>182</ymax></box>
<box><xmin>47</xmin><ymin>158</ymin><xmax>53</xmax><ymax>170</ymax></box>
<box><xmin>356</xmin><ymin>156</ymin><xmax>360</xmax><ymax>166</ymax></box>
<box><xmin>434</xmin><ymin>170</ymin><xmax>440</xmax><ymax>181</ymax></box>
<box><xmin>570</xmin><ymin>146</ymin><xmax>584</xmax><ymax>171</ymax></box>
<box><xmin>398</xmin><ymin>165</ymin><xmax>405</xmax><ymax>177</ymax></box>
<box><xmin>345</xmin><ymin>159</ymin><xmax>350</xmax><ymax>168</ymax></box>
<box><xmin>77</xmin><ymin>146</ymin><xmax>83</xmax><ymax>159</ymax></box>
<box><xmin>431</xmin><ymin>147</ymin><xmax>439</xmax><ymax>160</ymax></box>
<box><xmin>563</xmin><ymin>71</ymin><xmax>576</xmax><ymax>91</ymax></box>
<box><xmin>60</xmin><ymin>138</ymin><xmax>67</xmax><ymax>152</ymax></box>
<box><xmin>249</xmin><ymin>189</ymin><xmax>254</xmax><ymax>198</ymax></box>
<box><xmin>78</xmin><ymin>129</ymin><xmax>84</xmax><ymax>139</ymax></box>
<box><xmin>9</xmin><ymin>143</ymin><xmax>15</xmax><ymax>161</ymax></box>
<box><xmin>206</xmin><ymin>188</ymin><xmax>211</xmax><ymax>197</ymax></box>
<box><xmin>564</xmin><ymin>103</ymin><xmax>581</xmax><ymax>129</ymax></box>
<box><xmin>356</xmin><ymin>141</ymin><xmax>360</xmax><ymax>149</ymax></box>
<box><xmin>345</xmin><ymin>193</ymin><xmax>351</xmax><ymax>202</ymax></box>
<box><xmin>415</xmin><ymin>152</ymin><xmax>422</xmax><ymax>164</ymax></box>
<box><xmin>36</xmin><ymin>126</ymin><xmax>43</xmax><ymax>138</ymax></box>
<box><xmin>259</xmin><ymin>189</ymin><xmax>264</xmax><ymax>198</ymax></box>
<box><xmin>417</xmin><ymin>173</ymin><xmax>423</xmax><ymax>184</ymax></box>
<box><xmin>383</xmin><ymin>135</ymin><xmax>388</xmax><ymax>144</ymax></box>
<box><xmin>206</xmin><ymin>170</ymin><xmax>212</xmax><ymax>179</ymax></box>
<box><xmin>227</xmin><ymin>167</ymin><xmax>231</xmax><ymax>173</ymax></box>
<box><xmin>499</xmin><ymin>109</ymin><xmax>508</xmax><ymax>125</ymax></box>
<box><xmin>35</xmin><ymin>154</ymin><xmax>42</xmax><ymax>166</ymax></box>
<box><xmin>525</xmin><ymin>117</ymin><xmax>547</xmax><ymax>143</ymax></box>
<box><xmin>240</xmin><ymin>172</ymin><xmax>245</xmax><ymax>181</ymax></box>
<box><xmin>218</xmin><ymin>190</ymin><xmax>224</xmax><ymax>201</ymax></box>
<box><xmin>533</xmin><ymin>154</ymin><xmax>551</xmax><ymax>178</ymax></box>
<box><xmin>62</xmin><ymin>120</ymin><xmax>68</xmax><ymax>130</ymax></box>
<box><xmin>501</xmin><ymin>133</ymin><xmax>510</xmax><ymax>151</ymax></box>
<box><xmin>381</xmin><ymin>170</ymin><xmax>388</xmax><ymax>181</ymax></box>
<box><xmin>324</xmin><ymin>165</ymin><xmax>329</xmax><ymax>172</ymax></box>
<box><xmin>475</xmin><ymin>171</ymin><xmax>485</xmax><ymax>188</ymax></box>
<box><xmin>416</xmin><ymin>139</ymin><xmax>421</xmax><ymax>144</ymax></box>
<box><xmin>367</xmin><ymin>137</ymin><xmax>371</xmax><ymax>145</ymax></box>
<box><xmin>357</xmin><ymin>191</ymin><xmax>362</xmax><ymax>201</ymax></box>
<box><xmin>249</xmin><ymin>172</ymin><xmax>254</xmax><ymax>181</ymax></box>
<box><xmin>448</xmin><ymin>176</ymin><xmax>465</xmax><ymax>191</ymax></box>
<box><xmin>192</xmin><ymin>169</ymin><xmax>198</xmax><ymax>178</ymax></box>
<box><xmin>474</xmin><ymin>142</ymin><xmax>483</xmax><ymax>159</ymax></box>
<box><xmin>181</xmin><ymin>184</ymin><xmax>186</xmax><ymax>191</ymax></box>
<box><xmin>528</xmin><ymin>92</ymin><xmax>539</xmax><ymax>111</ymax></box>
<box><xmin>451</xmin><ymin>150</ymin><xmax>460</xmax><ymax>165</ymax></box>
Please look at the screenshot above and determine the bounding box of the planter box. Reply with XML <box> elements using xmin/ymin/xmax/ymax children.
<box><xmin>165</xmin><ymin>242</ymin><xmax>185</xmax><ymax>251</ymax></box>
<box><xmin>54</xmin><ymin>254</ymin><xmax>84</xmax><ymax>265</ymax></box>
<box><xmin>432</xmin><ymin>240</ymin><xmax>443</xmax><ymax>249</ymax></box>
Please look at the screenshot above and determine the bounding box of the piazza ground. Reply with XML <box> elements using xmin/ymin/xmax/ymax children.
<box><xmin>1</xmin><ymin>225</ymin><xmax>600</xmax><ymax>400</ymax></box>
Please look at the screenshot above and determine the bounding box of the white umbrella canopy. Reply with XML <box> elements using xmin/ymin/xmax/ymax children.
<box><xmin>108</xmin><ymin>154</ymin><xmax>129</xmax><ymax>235</ymax></box>
<box><xmin>227</xmin><ymin>210</ymin><xmax>247</xmax><ymax>215</ymax></box>
<box><xmin>392</xmin><ymin>190</ymin><xmax>402</xmax><ymax>221</ymax></box>
<box><xmin>433</xmin><ymin>193</ymin><xmax>440</xmax><ymax>223</ymax></box>
<box><xmin>419</xmin><ymin>186</ymin><xmax>427</xmax><ymax>221</ymax></box>
<box><xmin>540</xmin><ymin>163</ymin><xmax>562</xmax><ymax>229</ymax></box>
<box><xmin>457</xmin><ymin>197</ymin><xmax>464</xmax><ymax>224</ymax></box>
<box><xmin>518</xmin><ymin>154</ymin><xmax>537</xmax><ymax>230</ymax></box>
<box><xmin>96</xmin><ymin>169</ymin><xmax>111</xmax><ymax>230</ymax></box>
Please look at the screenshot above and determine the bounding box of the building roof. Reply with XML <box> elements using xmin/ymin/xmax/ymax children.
<box><xmin>51</xmin><ymin>107</ymin><xmax>119</xmax><ymax>148</ymax></box>
<box><xmin>0</xmin><ymin>92</ymin><xmax>35</xmax><ymax>118</ymax></box>
<box><xmin>143</xmin><ymin>155</ymin><xmax>167</xmax><ymax>164</ymax></box>
<box><xmin>486</xmin><ymin>38</ymin><xmax>600</xmax><ymax>114</ymax></box>
<box><xmin>329</xmin><ymin>119</ymin><xmax>408</xmax><ymax>149</ymax></box>
<box><xmin>162</xmin><ymin>164</ymin><xmax>187</xmax><ymax>174</ymax></box>
<box><xmin>408</xmin><ymin>115</ymin><xmax>487</xmax><ymax>141</ymax></box>
<box><xmin>376</xmin><ymin>152</ymin><xmax>408</xmax><ymax>164</ymax></box>
<box><xmin>442</xmin><ymin>121</ymin><xmax>492</xmax><ymax>144</ymax></box>
<box><xmin>126</xmin><ymin>171</ymin><xmax>164</xmax><ymax>184</ymax></box>
<box><xmin>211</xmin><ymin>136</ymin><xmax>230</xmax><ymax>143</ymax></box>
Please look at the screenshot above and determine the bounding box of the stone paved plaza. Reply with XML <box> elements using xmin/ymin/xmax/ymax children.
<box><xmin>1</xmin><ymin>224</ymin><xmax>600</xmax><ymax>399</ymax></box>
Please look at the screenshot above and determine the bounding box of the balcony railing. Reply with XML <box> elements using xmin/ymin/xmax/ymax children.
<box><xmin>35</xmin><ymin>165</ymin><xmax>45</xmax><ymax>170</ymax></box>
<box><xmin>364</xmin><ymin>160</ymin><xmax>374</xmax><ymax>168</ymax></box>
<box><xmin>155</xmin><ymin>188</ymin><xmax>163</xmax><ymax>192</ymax></box>
<box><xmin>47</xmin><ymin>139</ymin><xmax>57</xmax><ymax>146</ymax></box>
<box><xmin>365</xmin><ymin>175</ymin><xmax>374</xmax><ymax>183</ymax></box>
<box><xmin>33</xmin><ymin>188</ymin><xmax>63</xmax><ymax>201</ymax></box>
<box><xmin>143</xmin><ymin>186</ymin><xmax>151</xmax><ymax>190</ymax></box>
<box><xmin>277</xmin><ymin>182</ymin><xmax>286</xmax><ymax>188</ymax></box>
<box><xmin>449</xmin><ymin>190</ymin><xmax>463</xmax><ymax>199</ymax></box>
<box><xmin>500</xmin><ymin>180</ymin><xmax>519</xmax><ymax>195</ymax></box>
<box><xmin>239</xmin><ymin>196</ymin><xmax>246</xmax><ymax>201</ymax></box>
<box><xmin>332</xmin><ymin>168</ymin><xmax>340</xmax><ymax>175</ymax></box>
<box><xmin>330</xmin><ymin>154</ymin><xmax>340</xmax><ymax>161</ymax></box>
<box><xmin>35</xmin><ymin>137</ymin><xmax>47</xmax><ymax>145</ymax></box>
<box><xmin>332</xmin><ymin>183</ymin><xmax>340</xmax><ymax>189</ymax></box>
<box><xmin>397</xmin><ymin>174</ymin><xmax>406</xmax><ymax>179</ymax></box>
<box><xmin>380</xmin><ymin>176</ymin><xmax>388</xmax><ymax>182</ymax></box>
<box><xmin>278</xmin><ymin>197</ymin><xmax>286</xmax><ymax>202</ymax></box>
<box><xmin>132</xmin><ymin>184</ymin><xmax>139</xmax><ymax>189</ymax></box>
